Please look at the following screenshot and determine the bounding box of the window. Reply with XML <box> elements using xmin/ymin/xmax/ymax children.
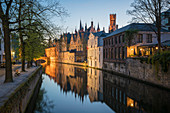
<box><xmin>99</xmin><ymin>54</ymin><xmax>100</xmax><ymax>62</ymax></box>
<box><xmin>111</xmin><ymin>48</ymin><xmax>113</xmax><ymax>59</ymax></box>
<box><xmin>95</xmin><ymin>61</ymin><xmax>97</xmax><ymax>67</ymax></box>
<box><xmin>118</xmin><ymin>47</ymin><xmax>120</xmax><ymax>59</ymax></box>
<box><xmin>119</xmin><ymin>35</ymin><xmax>121</xmax><ymax>43</ymax></box>
<box><xmin>137</xmin><ymin>34</ymin><xmax>143</xmax><ymax>43</ymax></box>
<box><xmin>106</xmin><ymin>49</ymin><xmax>108</xmax><ymax>59</ymax></box>
<box><xmin>122</xmin><ymin>35</ymin><xmax>125</xmax><ymax>43</ymax></box>
<box><xmin>112</xmin><ymin>38</ymin><xmax>114</xmax><ymax>45</ymax></box>
<box><xmin>104</xmin><ymin>49</ymin><xmax>105</xmax><ymax>59</ymax></box>
<box><xmin>122</xmin><ymin>47</ymin><xmax>125</xmax><ymax>59</ymax></box>
<box><xmin>115</xmin><ymin>48</ymin><xmax>117</xmax><ymax>59</ymax></box>
<box><xmin>147</xmin><ymin>34</ymin><xmax>152</xmax><ymax>43</ymax></box>
<box><xmin>112</xmin><ymin>87</ymin><xmax>114</xmax><ymax>98</ymax></box>
<box><xmin>109</xmin><ymin>39</ymin><xmax>110</xmax><ymax>45</ymax></box>
<box><xmin>115</xmin><ymin>37</ymin><xmax>117</xmax><ymax>44</ymax></box>
<box><xmin>104</xmin><ymin>40</ymin><xmax>105</xmax><ymax>46</ymax></box>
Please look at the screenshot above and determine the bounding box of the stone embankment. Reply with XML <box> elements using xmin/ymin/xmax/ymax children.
<box><xmin>0</xmin><ymin>66</ymin><xmax>42</xmax><ymax>113</ymax></box>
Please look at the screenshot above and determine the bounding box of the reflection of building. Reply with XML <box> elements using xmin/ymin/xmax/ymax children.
<box><xmin>87</xmin><ymin>68</ymin><xmax>103</xmax><ymax>102</ymax></box>
<box><xmin>103</xmin><ymin>23</ymin><xmax>170</xmax><ymax>74</ymax></box>
<box><xmin>45</xmin><ymin>63</ymin><xmax>88</xmax><ymax>102</ymax></box>
<box><xmin>87</xmin><ymin>31</ymin><xmax>107</xmax><ymax>68</ymax></box>
<box><xmin>103</xmin><ymin>71</ymin><xmax>170</xmax><ymax>113</ymax></box>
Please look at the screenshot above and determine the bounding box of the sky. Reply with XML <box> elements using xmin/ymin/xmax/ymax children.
<box><xmin>56</xmin><ymin>0</ymin><xmax>134</xmax><ymax>33</ymax></box>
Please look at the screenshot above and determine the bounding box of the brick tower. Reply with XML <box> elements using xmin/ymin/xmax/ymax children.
<box><xmin>109</xmin><ymin>14</ymin><xmax>116</xmax><ymax>33</ymax></box>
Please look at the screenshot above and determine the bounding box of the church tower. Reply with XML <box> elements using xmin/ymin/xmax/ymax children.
<box><xmin>109</xmin><ymin>14</ymin><xmax>117</xmax><ymax>33</ymax></box>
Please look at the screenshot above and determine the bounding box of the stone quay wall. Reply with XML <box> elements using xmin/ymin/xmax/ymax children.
<box><xmin>126</xmin><ymin>58</ymin><xmax>170</xmax><ymax>89</ymax></box>
<box><xmin>103</xmin><ymin>59</ymin><xmax>170</xmax><ymax>89</ymax></box>
<box><xmin>0</xmin><ymin>66</ymin><xmax>42</xmax><ymax>113</ymax></box>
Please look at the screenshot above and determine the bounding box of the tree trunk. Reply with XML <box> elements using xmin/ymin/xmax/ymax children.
<box><xmin>19</xmin><ymin>0</ymin><xmax>26</xmax><ymax>71</ymax></box>
<box><xmin>3</xmin><ymin>20</ymin><xmax>13</xmax><ymax>82</ymax></box>
<box><xmin>27</xmin><ymin>61</ymin><xmax>30</xmax><ymax>68</ymax></box>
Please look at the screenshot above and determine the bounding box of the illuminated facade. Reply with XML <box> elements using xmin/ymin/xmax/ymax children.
<box><xmin>46</xmin><ymin>20</ymin><xmax>100</xmax><ymax>63</ymax></box>
<box><xmin>87</xmin><ymin>31</ymin><xmax>107</xmax><ymax>69</ymax></box>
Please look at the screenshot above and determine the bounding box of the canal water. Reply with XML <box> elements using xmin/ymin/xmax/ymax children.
<box><xmin>32</xmin><ymin>63</ymin><xmax>170</xmax><ymax>113</ymax></box>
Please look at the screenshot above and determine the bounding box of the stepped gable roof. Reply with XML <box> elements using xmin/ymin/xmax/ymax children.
<box><xmin>61</xmin><ymin>33</ymin><xmax>71</xmax><ymax>44</ymax></box>
<box><xmin>66</xmin><ymin>33</ymin><xmax>71</xmax><ymax>44</ymax></box>
<box><xmin>105</xmin><ymin>23</ymin><xmax>169</xmax><ymax>38</ymax></box>
<box><xmin>78</xmin><ymin>31</ymin><xmax>90</xmax><ymax>41</ymax></box>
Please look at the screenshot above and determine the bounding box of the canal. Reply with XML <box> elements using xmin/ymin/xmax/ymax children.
<box><xmin>32</xmin><ymin>63</ymin><xmax>170</xmax><ymax>113</ymax></box>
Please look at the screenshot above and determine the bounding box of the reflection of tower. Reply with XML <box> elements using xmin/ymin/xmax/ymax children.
<box><xmin>109</xmin><ymin>14</ymin><xmax>117</xmax><ymax>33</ymax></box>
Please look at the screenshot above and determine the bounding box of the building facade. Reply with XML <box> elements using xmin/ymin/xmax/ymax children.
<box><xmin>46</xmin><ymin>20</ymin><xmax>101</xmax><ymax>63</ymax></box>
<box><xmin>87</xmin><ymin>31</ymin><xmax>107</xmax><ymax>69</ymax></box>
<box><xmin>103</xmin><ymin>23</ymin><xmax>170</xmax><ymax>74</ymax></box>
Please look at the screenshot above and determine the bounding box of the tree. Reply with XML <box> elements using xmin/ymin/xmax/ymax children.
<box><xmin>125</xmin><ymin>29</ymin><xmax>138</xmax><ymax>47</ymax></box>
<box><xmin>0</xmin><ymin>0</ymin><xmax>67</xmax><ymax>82</ymax></box>
<box><xmin>0</xmin><ymin>0</ymin><xmax>13</xmax><ymax>82</ymax></box>
<box><xmin>127</xmin><ymin>0</ymin><xmax>169</xmax><ymax>53</ymax></box>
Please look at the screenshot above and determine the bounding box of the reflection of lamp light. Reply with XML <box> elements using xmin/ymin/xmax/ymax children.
<box><xmin>131</xmin><ymin>48</ymin><xmax>133</xmax><ymax>50</ymax></box>
<box><xmin>156</xmin><ymin>47</ymin><xmax>158</xmax><ymax>50</ymax></box>
<box><xmin>140</xmin><ymin>48</ymin><xmax>143</xmax><ymax>51</ymax></box>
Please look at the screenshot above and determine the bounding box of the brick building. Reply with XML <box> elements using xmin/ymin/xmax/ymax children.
<box><xmin>103</xmin><ymin>23</ymin><xmax>170</xmax><ymax>74</ymax></box>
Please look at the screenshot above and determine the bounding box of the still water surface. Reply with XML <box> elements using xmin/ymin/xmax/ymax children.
<box><xmin>33</xmin><ymin>63</ymin><xmax>170</xmax><ymax>113</ymax></box>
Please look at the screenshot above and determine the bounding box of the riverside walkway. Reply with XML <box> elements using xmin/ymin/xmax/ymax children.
<box><xmin>0</xmin><ymin>65</ymin><xmax>40</xmax><ymax>109</ymax></box>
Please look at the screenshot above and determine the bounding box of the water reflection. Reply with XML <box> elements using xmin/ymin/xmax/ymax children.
<box><xmin>45</xmin><ymin>63</ymin><xmax>88</xmax><ymax>102</ymax></box>
<box><xmin>34</xmin><ymin>88</ymin><xmax>54</xmax><ymax>113</ymax></box>
<box><xmin>37</xmin><ymin>63</ymin><xmax>170</xmax><ymax>113</ymax></box>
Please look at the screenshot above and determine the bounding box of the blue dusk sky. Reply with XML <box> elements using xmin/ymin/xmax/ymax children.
<box><xmin>56</xmin><ymin>0</ymin><xmax>134</xmax><ymax>33</ymax></box>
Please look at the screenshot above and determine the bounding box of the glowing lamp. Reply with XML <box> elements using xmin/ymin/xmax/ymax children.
<box><xmin>156</xmin><ymin>47</ymin><xmax>158</xmax><ymax>50</ymax></box>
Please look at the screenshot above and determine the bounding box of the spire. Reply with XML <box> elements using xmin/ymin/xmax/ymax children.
<box><xmin>75</xmin><ymin>27</ymin><xmax>77</xmax><ymax>34</ymax></box>
<box><xmin>97</xmin><ymin>23</ymin><xmax>100</xmax><ymax>32</ymax></box>
<box><xmin>91</xmin><ymin>21</ymin><xmax>93</xmax><ymax>28</ymax></box>
<box><xmin>85</xmin><ymin>23</ymin><xmax>87</xmax><ymax>31</ymax></box>
<box><xmin>80</xmin><ymin>20</ymin><xmax>83</xmax><ymax>31</ymax></box>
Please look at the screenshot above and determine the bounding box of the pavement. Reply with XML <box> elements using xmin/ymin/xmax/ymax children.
<box><xmin>0</xmin><ymin>64</ymin><xmax>21</xmax><ymax>77</ymax></box>
<box><xmin>0</xmin><ymin>66</ymin><xmax>40</xmax><ymax>108</ymax></box>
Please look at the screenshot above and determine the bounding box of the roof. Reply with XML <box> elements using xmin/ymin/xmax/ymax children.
<box><xmin>162</xmin><ymin>40</ymin><xmax>170</xmax><ymax>46</ymax></box>
<box><xmin>162</xmin><ymin>8</ymin><xmax>170</xmax><ymax>13</ymax></box>
<box><xmin>139</xmin><ymin>40</ymin><xmax>170</xmax><ymax>47</ymax></box>
<box><xmin>92</xmin><ymin>31</ymin><xmax>107</xmax><ymax>37</ymax></box>
<box><xmin>105</xmin><ymin>23</ymin><xmax>169</xmax><ymax>38</ymax></box>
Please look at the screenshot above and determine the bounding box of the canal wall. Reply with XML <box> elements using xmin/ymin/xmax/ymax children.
<box><xmin>103</xmin><ymin>58</ymin><xmax>170</xmax><ymax>89</ymax></box>
<box><xmin>126</xmin><ymin>58</ymin><xmax>170</xmax><ymax>89</ymax></box>
<box><xmin>0</xmin><ymin>66</ymin><xmax>42</xmax><ymax>113</ymax></box>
